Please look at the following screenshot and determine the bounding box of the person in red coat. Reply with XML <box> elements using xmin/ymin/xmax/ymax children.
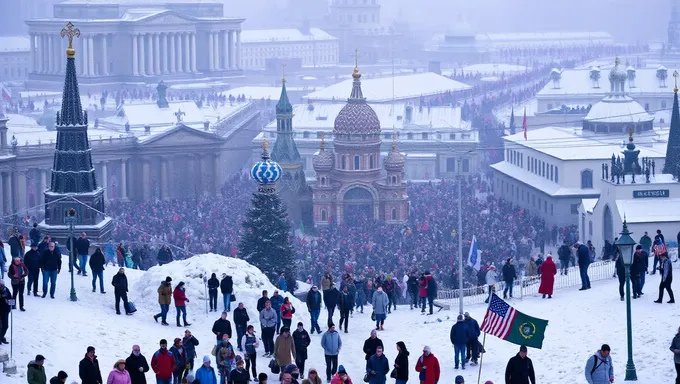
<box><xmin>414</xmin><ymin>346</ymin><xmax>440</xmax><ymax>384</ymax></box>
<box><xmin>538</xmin><ymin>255</ymin><xmax>557</xmax><ymax>299</ymax></box>
<box><xmin>172</xmin><ymin>282</ymin><xmax>191</xmax><ymax>327</ymax></box>
<box><xmin>151</xmin><ymin>339</ymin><xmax>176</xmax><ymax>384</ymax></box>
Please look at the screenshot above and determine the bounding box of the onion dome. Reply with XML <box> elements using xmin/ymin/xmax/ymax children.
<box><xmin>333</xmin><ymin>64</ymin><xmax>381</xmax><ymax>136</ymax></box>
<box><xmin>384</xmin><ymin>135</ymin><xmax>405</xmax><ymax>172</ymax></box>
<box><xmin>313</xmin><ymin>132</ymin><xmax>334</xmax><ymax>172</ymax></box>
<box><xmin>251</xmin><ymin>137</ymin><xmax>282</xmax><ymax>184</ymax></box>
<box><xmin>608</xmin><ymin>57</ymin><xmax>627</xmax><ymax>84</ymax></box>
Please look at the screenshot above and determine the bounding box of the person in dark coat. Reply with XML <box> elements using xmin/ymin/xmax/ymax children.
<box><xmin>126</xmin><ymin>345</ymin><xmax>150</xmax><ymax>384</ymax></box>
<box><xmin>363</xmin><ymin>330</ymin><xmax>384</xmax><ymax>361</ymax></box>
<box><xmin>111</xmin><ymin>268</ymin><xmax>132</xmax><ymax>315</ymax></box>
<box><xmin>75</xmin><ymin>233</ymin><xmax>91</xmax><ymax>276</ymax></box>
<box><xmin>502</xmin><ymin>258</ymin><xmax>517</xmax><ymax>299</ymax></box>
<box><xmin>29</xmin><ymin>223</ymin><xmax>41</xmax><ymax>247</ymax></box>
<box><xmin>557</xmin><ymin>240</ymin><xmax>572</xmax><ymax>275</ymax></box>
<box><xmin>49</xmin><ymin>371</ymin><xmax>68</xmax><ymax>384</ymax></box>
<box><xmin>220</xmin><ymin>273</ymin><xmax>234</xmax><ymax>312</ymax></box>
<box><xmin>425</xmin><ymin>272</ymin><xmax>437</xmax><ymax>315</ymax></box>
<box><xmin>157</xmin><ymin>246</ymin><xmax>173</xmax><ymax>266</ymax></box>
<box><xmin>40</xmin><ymin>242</ymin><xmax>61</xmax><ymax>299</ymax></box>
<box><xmin>7</xmin><ymin>230</ymin><xmax>21</xmax><ymax>259</ymax></box>
<box><xmin>504</xmin><ymin>345</ymin><xmax>536</xmax><ymax>384</ymax></box>
<box><xmin>338</xmin><ymin>285</ymin><xmax>354</xmax><ymax>333</ymax></box>
<box><xmin>463</xmin><ymin>312</ymin><xmax>480</xmax><ymax>365</ymax></box>
<box><xmin>182</xmin><ymin>330</ymin><xmax>200</xmax><ymax>376</ymax></box>
<box><xmin>0</xmin><ymin>280</ymin><xmax>11</xmax><ymax>343</ymax></box>
<box><xmin>232</xmin><ymin>302</ymin><xmax>250</xmax><ymax>351</ymax></box>
<box><xmin>324</xmin><ymin>286</ymin><xmax>339</xmax><ymax>328</ymax></box>
<box><xmin>89</xmin><ymin>248</ymin><xmax>106</xmax><ymax>294</ymax></box>
<box><xmin>576</xmin><ymin>242</ymin><xmax>591</xmax><ymax>290</ymax></box>
<box><xmin>305</xmin><ymin>286</ymin><xmax>322</xmax><ymax>334</ymax></box>
<box><xmin>8</xmin><ymin>256</ymin><xmax>28</xmax><ymax>311</ymax></box>
<box><xmin>292</xmin><ymin>322</ymin><xmax>310</xmax><ymax>377</ymax></box>
<box><xmin>365</xmin><ymin>346</ymin><xmax>389</xmax><ymax>384</ymax></box>
<box><xmin>655</xmin><ymin>252</ymin><xmax>675</xmax><ymax>303</ymax></box>
<box><xmin>256</xmin><ymin>290</ymin><xmax>268</xmax><ymax>313</ymax></box>
<box><xmin>212</xmin><ymin>311</ymin><xmax>233</xmax><ymax>348</ymax></box>
<box><xmin>407</xmin><ymin>273</ymin><xmax>419</xmax><ymax>309</ymax></box>
<box><xmin>169</xmin><ymin>338</ymin><xmax>187</xmax><ymax>384</ymax></box>
<box><xmin>615</xmin><ymin>256</ymin><xmax>626</xmax><ymax>301</ymax></box>
<box><xmin>393</xmin><ymin>341</ymin><xmax>409</xmax><ymax>383</ymax></box>
<box><xmin>23</xmin><ymin>243</ymin><xmax>41</xmax><ymax>296</ymax></box>
<box><xmin>631</xmin><ymin>246</ymin><xmax>646</xmax><ymax>298</ymax></box>
<box><xmin>208</xmin><ymin>273</ymin><xmax>219</xmax><ymax>312</ymax></box>
<box><xmin>79</xmin><ymin>346</ymin><xmax>103</xmax><ymax>384</ymax></box>
<box><xmin>450</xmin><ymin>315</ymin><xmax>471</xmax><ymax>369</ymax></box>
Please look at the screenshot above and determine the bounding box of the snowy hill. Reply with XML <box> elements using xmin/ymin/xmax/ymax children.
<box><xmin>1</xmin><ymin>253</ymin><xmax>677</xmax><ymax>383</ymax></box>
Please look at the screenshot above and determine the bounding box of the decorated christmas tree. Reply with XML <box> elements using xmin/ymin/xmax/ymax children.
<box><xmin>663</xmin><ymin>75</ymin><xmax>680</xmax><ymax>178</ymax></box>
<box><xmin>238</xmin><ymin>139</ymin><xmax>298</xmax><ymax>293</ymax></box>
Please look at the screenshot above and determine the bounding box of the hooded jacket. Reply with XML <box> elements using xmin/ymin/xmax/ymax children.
<box><xmin>27</xmin><ymin>361</ymin><xmax>47</xmax><ymax>384</ymax></box>
<box><xmin>306</xmin><ymin>290</ymin><xmax>322</xmax><ymax>311</ymax></box>
<box><xmin>157</xmin><ymin>282</ymin><xmax>172</xmax><ymax>305</ymax></box>
<box><xmin>173</xmin><ymin>286</ymin><xmax>188</xmax><ymax>307</ymax></box>
<box><xmin>194</xmin><ymin>364</ymin><xmax>217</xmax><ymax>384</ymax></box>
<box><xmin>450</xmin><ymin>321</ymin><xmax>471</xmax><ymax>345</ymax></box>
<box><xmin>106</xmin><ymin>366</ymin><xmax>131</xmax><ymax>384</ymax></box>
<box><xmin>220</xmin><ymin>276</ymin><xmax>234</xmax><ymax>294</ymax></box>
<box><xmin>584</xmin><ymin>350</ymin><xmax>613</xmax><ymax>384</ymax></box>
<box><xmin>321</xmin><ymin>330</ymin><xmax>342</xmax><ymax>355</ymax></box>
<box><xmin>125</xmin><ymin>353</ymin><xmax>149</xmax><ymax>384</ymax></box>
<box><xmin>150</xmin><ymin>348</ymin><xmax>175</xmax><ymax>379</ymax></box>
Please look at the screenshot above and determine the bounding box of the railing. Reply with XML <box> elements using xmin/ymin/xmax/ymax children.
<box><xmin>436</xmin><ymin>260</ymin><xmax>616</xmax><ymax>309</ymax></box>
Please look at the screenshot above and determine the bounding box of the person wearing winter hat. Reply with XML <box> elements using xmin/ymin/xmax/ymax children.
<box><xmin>107</xmin><ymin>359</ymin><xmax>131</xmax><ymax>384</ymax></box>
<box><xmin>154</xmin><ymin>277</ymin><xmax>173</xmax><ymax>326</ymax></box>
<box><xmin>279</xmin><ymin>364</ymin><xmax>300</xmax><ymax>384</ymax></box>
<box><xmin>415</xmin><ymin>346</ymin><xmax>440</xmax><ymax>384</ymax></box>
<box><xmin>229</xmin><ymin>356</ymin><xmax>250</xmax><ymax>384</ymax></box>
<box><xmin>455</xmin><ymin>375</ymin><xmax>465</xmax><ymax>384</ymax></box>
<box><xmin>329</xmin><ymin>365</ymin><xmax>351</xmax><ymax>384</ymax></box>
<box><xmin>49</xmin><ymin>371</ymin><xmax>68</xmax><ymax>384</ymax></box>
<box><xmin>484</xmin><ymin>381</ymin><xmax>493</xmax><ymax>384</ymax></box>
<box><xmin>301</xmin><ymin>368</ymin><xmax>322</xmax><ymax>384</ymax></box>
<box><xmin>194</xmin><ymin>356</ymin><xmax>216</xmax><ymax>384</ymax></box>
<box><xmin>505</xmin><ymin>345</ymin><xmax>535</xmax><ymax>384</ymax></box>
<box><xmin>23</xmin><ymin>242</ymin><xmax>41</xmax><ymax>297</ymax></box>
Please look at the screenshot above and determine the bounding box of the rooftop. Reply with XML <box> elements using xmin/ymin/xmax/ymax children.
<box><xmin>432</xmin><ymin>31</ymin><xmax>614</xmax><ymax>49</ymax></box>
<box><xmin>0</xmin><ymin>36</ymin><xmax>30</xmax><ymax>53</ymax></box>
<box><xmin>303</xmin><ymin>73</ymin><xmax>472</xmax><ymax>103</ymax></box>
<box><xmin>240</xmin><ymin>28</ymin><xmax>337</xmax><ymax>43</ymax></box>
<box><xmin>222</xmin><ymin>86</ymin><xmax>308</xmax><ymax>101</ymax></box>
<box><xmin>584</xmin><ymin>94</ymin><xmax>654</xmax><ymax>124</ymax></box>
<box><xmin>61</xmin><ymin>0</ymin><xmax>220</xmax><ymax>4</ymax></box>
<box><xmin>537</xmin><ymin>67</ymin><xmax>679</xmax><ymax>97</ymax></box>
<box><xmin>491</xmin><ymin>161</ymin><xmax>599</xmax><ymax>197</ymax></box>
<box><xmin>616</xmin><ymin>198</ymin><xmax>680</xmax><ymax>223</ymax></box>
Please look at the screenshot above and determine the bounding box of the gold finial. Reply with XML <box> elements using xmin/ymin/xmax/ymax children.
<box><xmin>282</xmin><ymin>63</ymin><xmax>287</xmax><ymax>84</ymax></box>
<box><xmin>60</xmin><ymin>22</ymin><xmax>80</xmax><ymax>57</ymax></box>
<box><xmin>320</xmin><ymin>131</ymin><xmax>325</xmax><ymax>150</ymax></box>
<box><xmin>628</xmin><ymin>127</ymin><xmax>634</xmax><ymax>142</ymax></box>
<box><xmin>263</xmin><ymin>136</ymin><xmax>268</xmax><ymax>151</ymax></box>
<box><xmin>391</xmin><ymin>131</ymin><xmax>397</xmax><ymax>151</ymax></box>
<box><xmin>352</xmin><ymin>48</ymin><xmax>361</xmax><ymax>78</ymax></box>
<box><xmin>674</xmin><ymin>70</ymin><xmax>679</xmax><ymax>93</ymax></box>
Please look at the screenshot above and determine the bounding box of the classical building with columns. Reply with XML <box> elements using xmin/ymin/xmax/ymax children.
<box><xmin>25</xmin><ymin>0</ymin><xmax>244</xmax><ymax>90</ymax></box>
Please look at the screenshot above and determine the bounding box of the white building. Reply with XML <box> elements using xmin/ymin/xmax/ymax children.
<box><xmin>253</xmin><ymin>102</ymin><xmax>479</xmax><ymax>180</ymax></box>
<box><xmin>0</xmin><ymin>36</ymin><xmax>31</xmax><ymax>82</ymax></box>
<box><xmin>239</xmin><ymin>28</ymin><xmax>339</xmax><ymax>70</ymax></box>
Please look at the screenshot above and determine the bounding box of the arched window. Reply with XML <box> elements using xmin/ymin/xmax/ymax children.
<box><xmin>321</xmin><ymin>176</ymin><xmax>326</xmax><ymax>185</ymax></box>
<box><xmin>581</xmin><ymin>169</ymin><xmax>593</xmax><ymax>189</ymax></box>
<box><xmin>369</xmin><ymin>155</ymin><xmax>374</xmax><ymax>169</ymax></box>
<box><xmin>341</xmin><ymin>155</ymin><xmax>346</xmax><ymax>169</ymax></box>
<box><xmin>391</xmin><ymin>208</ymin><xmax>397</xmax><ymax>220</ymax></box>
<box><xmin>392</xmin><ymin>176</ymin><xmax>397</xmax><ymax>184</ymax></box>
<box><xmin>321</xmin><ymin>209</ymin><xmax>327</xmax><ymax>222</ymax></box>
<box><xmin>354</xmin><ymin>155</ymin><xmax>360</xmax><ymax>170</ymax></box>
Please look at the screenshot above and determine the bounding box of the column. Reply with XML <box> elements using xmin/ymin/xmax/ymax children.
<box><xmin>160</xmin><ymin>158</ymin><xmax>168</xmax><ymax>199</ymax></box>
<box><xmin>235</xmin><ymin>30</ymin><xmax>241</xmax><ymax>69</ymax></box>
<box><xmin>35</xmin><ymin>34</ymin><xmax>42</xmax><ymax>74</ymax></box>
<box><xmin>176</xmin><ymin>33</ymin><xmax>183</xmax><ymax>72</ymax></box>
<box><xmin>132</xmin><ymin>34</ymin><xmax>139</xmax><ymax>76</ymax></box>
<box><xmin>38</xmin><ymin>34</ymin><xmax>45</xmax><ymax>74</ymax></box>
<box><xmin>228</xmin><ymin>30</ymin><xmax>235</xmax><ymax>69</ymax></box>
<box><xmin>16</xmin><ymin>171</ymin><xmax>26</xmax><ymax>214</ymax></box>
<box><xmin>52</xmin><ymin>35</ymin><xmax>59</xmax><ymax>73</ymax></box>
<box><xmin>213</xmin><ymin>31</ymin><xmax>220</xmax><ymax>70</ymax></box>
<box><xmin>161</xmin><ymin>33</ymin><xmax>168</xmax><ymax>74</ymax></box>
<box><xmin>47</xmin><ymin>35</ymin><xmax>54</xmax><ymax>73</ymax></box>
<box><xmin>101</xmin><ymin>34</ymin><xmax>109</xmax><ymax>76</ymax></box>
<box><xmin>101</xmin><ymin>161</ymin><xmax>108</xmax><ymax>200</ymax></box>
<box><xmin>169</xmin><ymin>33</ymin><xmax>176</xmax><ymax>73</ymax></box>
<box><xmin>208</xmin><ymin>32</ymin><xmax>214</xmax><ymax>72</ymax></box>
<box><xmin>213</xmin><ymin>152</ymin><xmax>221</xmax><ymax>196</ymax></box>
<box><xmin>147</xmin><ymin>34</ymin><xmax>154</xmax><ymax>75</ymax></box>
<box><xmin>40</xmin><ymin>169</ymin><xmax>47</xmax><ymax>206</ymax></box>
<box><xmin>138</xmin><ymin>34</ymin><xmax>146</xmax><ymax>76</ymax></box>
<box><xmin>120</xmin><ymin>159</ymin><xmax>128</xmax><ymax>200</ymax></box>
<box><xmin>190</xmin><ymin>32</ymin><xmax>197</xmax><ymax>73</ymax></box>
<box><xmin>183</xmin><ymin>33</ymin><xmax>190</xmax><ymax>73</ymax></box>
<box><xmin>80</xmin><ymin>34</ymin><xmax>87</xmax><ymax>75</ymax></box>
<box><xmin>29</xmin><ymin>33</ymin><xmax>35</xmax><ymax>73</ymax></box>
<box><xmin>154</xmin><ymin>33</ymin><xmax>161</xmax><ymax>74</ymax></box>
<box><xmin>88</xmin><ymin>35</ymin><xmax>95</xmax><ymax>76</ymax></box>
<box><xmin>0</xmin><ymin>173</ymin><xmax>5</xmax><ymax>216</ymax></box>
<box><xmin>142</xmin><ymin>160</ymin><xmax>150</xmax><ymax>200</ymax></box>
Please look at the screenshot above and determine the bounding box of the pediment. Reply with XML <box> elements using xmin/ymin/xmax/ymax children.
<box><xmin>141</xmin><ymin>124</ymin><xmax>223</xmax><ymax>147</ymax></box>
<box><xmin>138</xmin><ymin>11</ymin><xmax>195</xmax><ymax>25</ymax></box>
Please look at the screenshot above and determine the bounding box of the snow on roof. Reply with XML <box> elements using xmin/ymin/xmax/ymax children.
<box><xmin>581</xmin><ymin>198</ymin><xmax>599</xmax><ymax>213</ymax></box>
<box><xmin>461</xmin><ymin>63</ymin><xmax>528</xmax><ymax>74</ymax></box>
<box><xmin>223</xmin><ymin>86</ymin><xmax>305</xmax><ymax>101</ymax></box>
<box><xmin>584</xmin><ymin>95</ymin><xmax>653</xmax><ymax>124</ymax></box>
<box><xmin>266</xmin><ymin>103</ymin><xmax>472</xmax><ymax>132</ymax></box>
<box><xmin>108</xmin><ymin>101</ymin><xmax>204</xmax><ymax>128</ymax></box>
<box><xmin>431</xmin><ymin>31</ymin><xmax>613</xmax><ymax>49</ymax></box>
<box><xmin>120</xmin><ymin>9</ymin><xmax>166</xmax><ymax>21</ymax></box>
<box><xmin>6</xmin><ymin>113</ymin><xmax>122</xmax><ymax>145</ymax></box>
<box><xmin>62</xmin><ymin>0</ymin><xmax>219</xmax><ymax>4</ymax></box>
<box><xmin>494</xmin><ymin>99</ymin><xmax>538</xmax><ymax>123</ymax></box>
<box><xmin>240</xmin><ymin>28</ymin><xmax>337</xmax><ymax>43</ymax></box>
<box><xmin>0</xmin><ymin>36</ymin><xmax>30</xmax><ymax>53</ymax></box>
<box><xmin>303</xmin><ymin>73</ymin><xmax>472</xmax><ymax>103</ymax></box>
<box><xmin>491</xmin><ymin>161</ymin><xmax>598</xmax><ymax>197</ymax></box>
<box><xmin>537</xmin><ymin>68</ymin><xmax>679</xmax><ymax>97</ymax></box>
<box><xmin>503</xmin><ymin>126</ymin><xmax>668</xmax><ymax>161</ymax></box>
<box><xmin>616</xmin><ymin>199</ymin><xmax>680</xmax><ymax>223</ymax></box>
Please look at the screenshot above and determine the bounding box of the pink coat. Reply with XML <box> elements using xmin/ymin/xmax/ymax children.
<box><xmin>107</xmin><ymin>369</ymin><xmax>131</xmax><ymax>384</ymax></box>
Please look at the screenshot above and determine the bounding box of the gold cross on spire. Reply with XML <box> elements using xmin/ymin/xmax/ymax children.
<box><xmin>263</xmin><ymin>136</ymin><xmax>268</xmax><ymax>151</ymax></box>
<box><xmin>60</xmin><ymin>22</ymin><xmax>80</xmax><ymax>57</ymax></box>
<box><xmin>351</xmin><ymin>48</ymin><xmax>361</xmax><ymax>78</ymax></box>
<box><xmin>282</xmin><ymin>63</ymin><xmax>287</xmax><ymax>83</ymax></box>
<box><xmin>674</xmin><ymin>70</ymin><xmax>679</xmax><ymax>93</ymax></box>
<box><xmin>391</xmin><ymin>131</ymin><xmax>397</xmax><ymax>151</ymax></box>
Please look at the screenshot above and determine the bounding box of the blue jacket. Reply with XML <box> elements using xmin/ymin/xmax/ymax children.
<box><xmin>585</xmin><ymin>351</ymin><xmax>613</xmax><ymax>384</ymax></box>
<box><xmin>464</xmin><ymin>318</ymin><xmax>480</xmax><ymax>338</ymax></box>
<box><xmin>278</xmin><ymin>277</ymin><xmax>287</xmax><ymax>292</ymax></box>
<box><xmin>321</xmin><ymin>330</ymin><xmax>342</xmax><ymax>355</ymax></box>
<box><xmin>450</xmin><ymin>321</ymin><xmax>471</xmax><ymax>345</ymax></box>
<box><xmin>194</xmin><ymin>365</ymin><xmax>217</xmax><ymax>384</ymax></box>
<box><xmin>270</xmin><ymin>294</ymin><xmax>284</xmax><ymax>312</ymax></box>
<box><xmin>366</xmin><ymin>353</ymin><xmax>390</xmax><ymax>384</ymax></box>
<box><xmin>577</xmin><ymin>244</ymin><xmax>590</xmax><ymax>266</ymax></box>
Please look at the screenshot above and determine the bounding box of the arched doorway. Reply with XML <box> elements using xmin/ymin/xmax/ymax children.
<box><xmin>603</xmin><ymin>205</ymin><xmax>614</xmax><ymax>243</ymax></box>
<box><xmin>343</xmin><ymin>187</ymin><xmax>374</xmax><ymax>226</ymax></box>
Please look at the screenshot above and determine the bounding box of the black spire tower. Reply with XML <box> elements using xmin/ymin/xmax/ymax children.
<box><xmin>40</xmin><ymin>22</ymin><xmax>112</xmax><ymax>242</ymax></box>
<box><xmin>664</xmin><ymin>70</ymin><xmax>680</xmax><ymax>177</ymax></box>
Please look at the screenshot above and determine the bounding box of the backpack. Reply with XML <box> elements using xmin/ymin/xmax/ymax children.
<box><xmin>590</xmin><ymin>355</ymin><xmax>604</xmax><ymax>376</ymax></box>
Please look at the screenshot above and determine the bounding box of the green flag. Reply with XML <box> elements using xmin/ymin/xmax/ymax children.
<box><xmin>480</xmin><ymin>293</ymin><xmax>548</xmax><ymax>349</ymax></box>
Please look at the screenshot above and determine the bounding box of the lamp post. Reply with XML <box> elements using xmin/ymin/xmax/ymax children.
<box><xmin>616</xmin><ymin>220</ymin><xmax>637</xmax><ymax>381</ymax></box>
<box><xmin>457</xmin><ymin>157</ymin><xmax>463</xmax><ymax>315</ymax></box>
<box><xmin>65</xmin><ymin>208</ymin><xmax>78</xmax><ymax>302</ymax></box>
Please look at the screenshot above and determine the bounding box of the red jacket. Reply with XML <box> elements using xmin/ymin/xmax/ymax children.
<box><xmin>173</xmin><ymin>287</ymin><xmax>188</xmax><ymax>307</ymax></box>
<box><xmin>151</xmin><ymin>349</ymin><xmax>175</xmax><ymax>379</ymax></box>
<box><xmin>415</xmin><ymin>353</ymin><xmax>440</xmax><ymax>384</ymax></box>
<box><xmin>418</xmin><ymin>279</ymin><xmax>428</xmax><ymax>298</ymax></box>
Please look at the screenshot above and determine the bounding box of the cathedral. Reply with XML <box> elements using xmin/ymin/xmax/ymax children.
<box><xmin>311</xmin><ymin>64</ymin><xmax>409</xmax><ymax>226</ymax></box>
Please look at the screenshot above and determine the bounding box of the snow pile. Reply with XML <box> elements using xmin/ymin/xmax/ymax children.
<box><xmin>133</xmin><ymin>253</ymin><xmax>310</xmax><ymax>326</ymax></box>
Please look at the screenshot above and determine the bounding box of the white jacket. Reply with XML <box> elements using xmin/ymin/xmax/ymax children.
<box><xmin>485</xmin><ymin>269</ymin><xmax>498</xmax><ymax>286</ymax></box>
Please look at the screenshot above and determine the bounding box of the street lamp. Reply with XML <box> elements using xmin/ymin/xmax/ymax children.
<box><xmin>457</xmin><ymin>157</ymin><xmax>463</xmax><ymax>315</ymax></box>
<box><xmin>616</xmin><ymin>220</ymin><xmax>637</xmax><ymax>381</ymax></box>
<box><xmin>65</xmin><ymin>208</ymin><xmax>78</xmax><ymax>302</ymax></box>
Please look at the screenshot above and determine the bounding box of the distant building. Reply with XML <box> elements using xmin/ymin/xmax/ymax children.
<box><xmin>239</xmin><ymin>28</ymin><xmax>339</xmax><ymax>70</ymax></box>
<box><xmin>0</xmin><ymin>36</ymin><xmax>31</xmax><ymax>82</ymax></box>
<box><xmin>0</xmin><ymin>0</ymin><xmax>59</xmax><ymax>35</ymax></box>
<box><xmin>25</xmin><ymin>0</ymin><xmax>244</xmax><ymax>91</ymax></box>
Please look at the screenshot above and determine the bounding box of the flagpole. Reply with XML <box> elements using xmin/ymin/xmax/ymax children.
<box><xmin>457</xmin><ymin>164</ymin><xmax>463</xmax><ymax>315</ymax></box>
<box><xmin>476</xmin><ymin>332</ymin><xmax>487</xmax><ymax>384</ymax></box>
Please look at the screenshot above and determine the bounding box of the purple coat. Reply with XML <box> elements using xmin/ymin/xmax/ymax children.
<box><xmin>107</xmin><ymin>369</ymin><xmax>131</xmax><ymax>384</ymax></box>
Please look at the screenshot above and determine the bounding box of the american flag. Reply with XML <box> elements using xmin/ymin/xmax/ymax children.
<box><xmin>481</xmin><ymin>293</ymin><xmax>517</xmax><ymax>339</ymax></box>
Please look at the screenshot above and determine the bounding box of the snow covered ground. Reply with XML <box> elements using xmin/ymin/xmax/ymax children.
<box><xmin>2</xmin><ymin>253</ymin><xmax>677</xmax><ymax>384</ymax></box>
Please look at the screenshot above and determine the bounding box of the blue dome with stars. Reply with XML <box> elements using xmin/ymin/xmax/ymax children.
<box><xmin>251</xmin><ymin>137</ymin><xmax>282</xmax><ymax>185</ymax></box>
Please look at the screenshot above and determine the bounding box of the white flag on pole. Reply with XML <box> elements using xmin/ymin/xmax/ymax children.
<box><xmin>467</xmin><ymin>235</ymin><xmax>481</xmax><ymax>271</ymax></box>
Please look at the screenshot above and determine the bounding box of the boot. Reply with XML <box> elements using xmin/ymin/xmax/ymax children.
<box><xmin>177</xmin><ymin>322</ymin><xmax>182</xmax><ymax>327</ymax></box>
<box><xmin>162</xmin><ymin>321</ymin><xmax>169</xmax><ymax>326</ymax></box>
<box><xmin>654</xmin><ymin>299</ymin><xmax>663</xmax><ymax>303</ymax></box>
<box><xmin>542</xmin><ymin>294</ymin><xmax>546</xmax><ymax>299</ymax></box>
<box><xmin>154</xmin><ymin>315</ymin><xmax>159</xmax><ymax>323</ymax></box>
<box><xmin>380</xmin><ymin>325</ymin><xmax>384</xmax><ymax>331</ymax></box>
<box><xmin>184</xmin><ymin>322</ymin><xmax>191</xmax><ymax>327</ymax></box>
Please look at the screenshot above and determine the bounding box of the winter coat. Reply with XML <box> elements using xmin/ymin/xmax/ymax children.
<box><xmin>220</xmin><ymin>276</ymin><xmax>234</xmax><ymax>294</ymax></box>
<box><xmin>502</xmin><ymin>263</ymin><xmax>517</xmax><ymax>282</ymax></box>
<box><xmin>29</xmin><ymin>228</ymin><xmax>41</xmax><ymax>246</ymax></box>
<box><xmin>278</xmin><ymin>276</ymin><xmax>288</xmax><ymax>291</ymax></box>
<box><xmin>363</xmin><ymin>337</ymin><xmax>384</xmax><ymax>361</ymax></box>
<box><xmin>241</xmin><ymin>333</ymin><xmax>259</xmax><ymax>355</ymax></box>
<box><xmin>330</xmin><ymin>373</ymin><xmax>353</xmax><ymax>384</ymax></box>
<box><xmin>232</xmin><ymin>307</ymin><xmax>249</xmax><ymax>328</ymax></box>
<box><xmin>208</xmin><ymin>277</ymin><xmax>219</xmax><ymax>293</ymax></box>
<box><xmin>194</xmin><ymin>365</ymin><xmax>217</xmax><ymax>384</ymax></box>
<box><xmin>394</xmin><ymin>350</ymin><xmax>409</xmax><ymax>381</ymax></box>
<box><xmin>212</xmin><ymin>318</ymin><xmax>233</xmax><ymax>339</ymax></box>
<box><xmin>301</xmin><ymin>376</ymin><xmax>323</xmax><ymax>384</ymax></box>
<box><xmin>169</xmin><ymin>345</ymin><xmax>186</xmax><ymax>372</ymax></box>
<box><xmin>577</xmin><ymin>244</ymin><xmax>590</xmax><ymax>266</ymax></box>
<box><xmin>425</xmin><ymin>275</ymin><xmax>437</xmax><ymax>298</ymax></box>
<box><xmin>256</xmin><ymin>296</ymin><xmax>268</xmax><ymax>312</ymax></box>
<box><xmin>111</xmin><ymin>273</ymin><xmax>128</xmax><ymax>293</ymax></box>
<box><xmin>414</xmin><ymin>353</ymin><xmax>440</xmax><ymax>384</ymax></box>
<box><xmin>23</xmin><ymin>249</ymin><xmax>41</xmax><ymax>273</ymax></box>
<box><xmin>274</xmin><ymin>334</ymin><xmax>296</xmax><ymax>366</ymax></box>
<box><xmin>182</xmin><ymin>335</ymin><xmax>199</xmax><ymax>360</ymax></box>
<box><xmin>125</xmin><ymin>353</ymin><xmax>149</xmax><ymax>384</ymax></box>
<box><xmin>79</xmin><ymin>355</ymin><xmax>104</xmax><ymax>384</ymax></box>
<box><xmin>323</xmin><ymin>288</ymin><xmax>339</xmax><ymax>309</ymax></box>
<box><xmin>76</xmin><ymin>237</ymin><xmax>90</xmax><ymax>255</ymax></box>
<box><xmin>365</xmin><ymin>353</ymin><xmax>389</xmax><ymax>384</ymax></box>
<box><xmin>640</xmin><ymin>235</ymin><xmax>652</xmax><ymax>250</ymax></box>
<box><xmin>670</xmin><ymin>333</ymin><xmax>680</xmax><ymax>364</ymax></box>
<box><xmin>418</xmin><ymin>278</ymin><xmax>428</xmax><ymax>297</ymax></box>
<box><xmin>661</xmin><ymin>258</ymin><xmax>673</xmax><ymax>282</ymax></box>
<box><xmin>280</xmin><ymin>303</ymin><xmax>295</xmax><ymax>319</ymax></box>
<box><xmin>49</xmin><ymin>377</ymin><xmax>62</xmax><ymax>384</ymax></box>
<box><xmin>27</xmin><ymin>361</ymin><xmax>47</xmax><ymax>384</ymax></box>
<box><xmin>485</xmin><ymin>269</ymin><xmax>498</xmax><ymax>286</ymax></box>
<box><xmin>306</xmin><ymin>290</ymin><xmax>322</xmax><ymax>311</ymax></box>
<box><xmin>631</xmin><ymin>251</ymin><xmax>647</xmax><ymax>277</ymax></box>
<box><xmin>371</xmin><ymin>290</ymin><xmax>389</xmax><ymax>315</ymax></box>
<box><xmin>381</xmin><ymin>280</ymin><xmax>395</xmax><ymax>295</ymax></box>
<box><xmin>464</xmin><ymin>317</ymin><xmax>480</xmax><ymax>339</ymax></box>
<box><xmin>106</xmin><ymin>368</ymin><xmax>131</xmax><ymax>384</ymax></box>
<box><xmin>339</xmin><ymin>291</ymin><xmax>354</xmax><ymax>311</ymax></box>
<box><xmin>260</xmin><ymin>308</ymin><xmax>278</xmax><ymax>328</ymax></box>
<box><xmin>538</xmin><ymin>256</ymin><xmax>557</xmax><ymax>296</ymax></box>
<box><xmin>270</xmin><ymin>294</ymin><xmax>284</xmax><ymax>313</ymax></box>
<box><xmin>228</xmin><ymin>367</ymin><xmax>250</xmax><ymax>384</ymax></box>
<box><xmin>150</xmin><ymin>349</ymin><xmax>175</xmax><ymax>379</ymax></box>
<box><xmin>505</xmin><ymin>353</ymin><xmax>536</xmax><ymax>384</ymax></box>
<box><xmin>0</xmin><ymin>286</ymin><xmax>11</xmax><ymax>314</ymax></box>
<box><xmin>292</xmin><ymin>328</ymin><xmax>310</xmax><ymax>360</ymax></box>
<box><xmin>216</xmin><ymin>345</ymin><xmax>236</xmax><ymax>378</ymax></box>
<box><xmin>320</xmin><ymin>330</ymin><xmax>342</xmax><ymax>355</ymax></box>
<box><xmin>8</xmin><ymin>235</ymin><xmax>21</xmax><ymax>258</ymax></box>
<box><xmin>157</xmin><ymin>282</ymin><xmax>172</xmax><ymax>305</ymax></box>
<box><xmin>321</xmin><ymin>275</ymin><xmax>332</xmax><ymax>291</ymax></box>
<box><xmin>584</xmin><ymin>350</ymin><xmax>613</xmax><ymax>384</ymax></box>
<box><xmin>89</xmin><ymin>250</ymin><xmax>106</xmax><ymax>273</ymax></box>
<box><xmin>173</xmin><ymin>287</ymin><xmax>188</xmax><ymax>307</ymax></box>
<box><xmin>8</xmin><ymin>262</ymin><xmax>28</xmax><ymax>285</ymax></box>
<box><xmin>40</xmin><ymin>249</ymin><xmax>62</xmax><ymax>271</ymax></box>
<box><xmin>449</xmin><ymin>321</ymin><xmax>470</xmax><ymax>345</ymax></box>
<box><xmin>525</xmin><ymin>260</ymin><xmax>538</xmax><ymax>277</ymax></box>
